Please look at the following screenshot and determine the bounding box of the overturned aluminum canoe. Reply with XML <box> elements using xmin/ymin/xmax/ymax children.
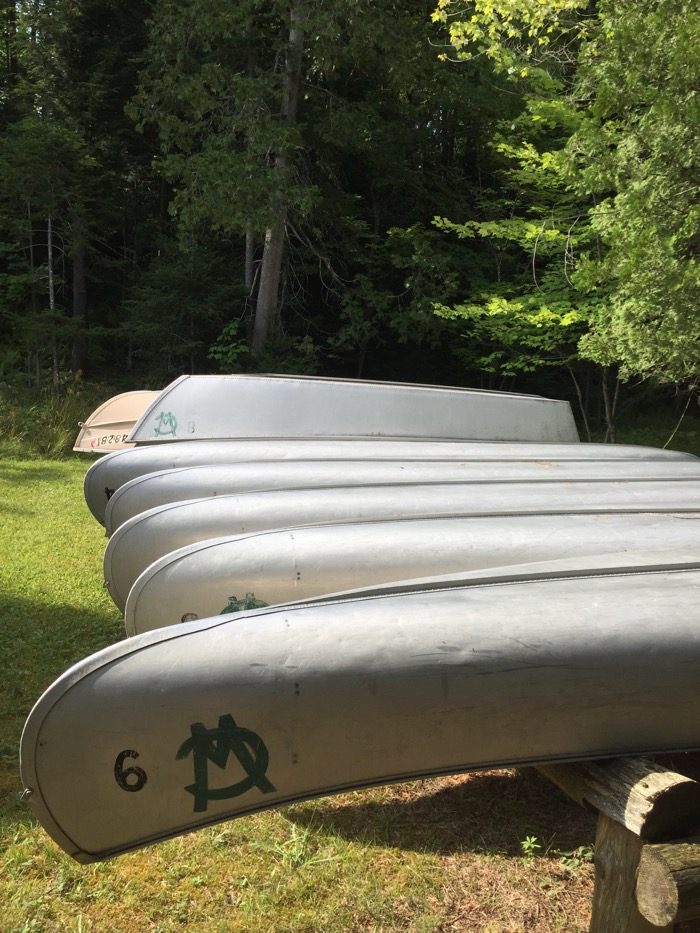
<box><xmin>296</xmin><ymin>551</ymin><xmax>700</xmax><ymax>601</ymax></box>
<box><xmin>105</xmin><ymin>475</ymin><xmax>700</xmax><ymax>565</ymax></box>
<box><xmin>111</xmin><ymin>478</ymin><xmax>700</xmax><ymax>619</ymax></box>
<box><xmin>84</xmin><ymin>439</ymin><xmax>696</xmax><ymax>525</ymax></box>
<box><xmin>21</xmin><ymin>558</ymin><xmax>700</xmax><ymax>862</ymax></box>
<box><xmin>103</xmin><ymin>458</ymin><xmax>700</xmax><ymax>535</ymax></box>
<box><xmin>118</xmin><ymin>511</ymin><xmax>700</xmax><ymax>628</ymax></box>
<box><xmin>128</xmin><ymin>374</ymin><xmax>578</xmax><ymax>444</ymax></box>
<box><xmin>73</xmin><ymin>391</ymin><xmax>160</xmax><ymax>454</ymax></box>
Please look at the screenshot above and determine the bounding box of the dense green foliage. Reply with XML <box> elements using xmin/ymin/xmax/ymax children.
<box><xmin>437</xmin><ymin>0</ymin><xmax>700</xmax><ymax>394</ymax></box>
<box><xmin>572</xmin><ymin>0</ymin><xmax>700</xmax><ymax>383</ymax></box>
<box><xmin>0</xmin><ymin>0</ymin><xmax>698</xmax><ymax>430</ymax></box>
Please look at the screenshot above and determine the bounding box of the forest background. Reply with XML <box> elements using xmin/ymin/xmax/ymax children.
<box><xmin>0</xmin><ymin>0</ymin><xmax>698</xmax><ymax>449</ymax></box>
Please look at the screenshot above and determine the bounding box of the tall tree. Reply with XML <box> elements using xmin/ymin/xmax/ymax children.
<box><xmin>132</xmin><ymin>0</ymin><xmax>507</xmax><ymax>373</ymax></box>
<box><xmin>0</xmin><ymin>0</ymin><xmax>155</xmax><ymax>383</ymax></box>
<box><xmin>252</xmin><ymin>2</ymin><xmax>305</xmax><ymax>354</ymax></box>
<box><xmin>435</xmin><ymin>0</ymin><xmax>700</xmax><ymax>390</ymax></box>
<box><xmin>131</xmin><ymin>0</ymin><xmax>310</xmax><ymax>355</ymax></box>
<box><xmin>571</xmin><ymin>0</ymin><xmax>700</xmax><ymax>384</ymax></box>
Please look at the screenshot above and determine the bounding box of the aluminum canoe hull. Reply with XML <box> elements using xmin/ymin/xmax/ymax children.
<box><xmin>293</xmin><ymin>551</ymin><xmax>700</xmax><ymax>601</ymax></box>
<box><xmin>116</xmin><ymin>511</ymin><xmax>700</xmax><ymax>626</ymax></box>
<box><xmin>128</xmin><ymin>374</ymin><xmax>578</xmax><ymax>444</ymax></box>
<box><xmin>84</xmin><ymin>439</ymin><xmax>697</xmax><ymax>525</ymax></box>
<box><xmin>21</xmin><ymin>562</ymin><xmax>700</xmax><ymax>862</ymax></box>
<box><xmin>104</xmin><ymin>458</ymin><xmax>700</xmax><ymax>535</ymax></box>
<box><xmin>105</xmin><ymin>475</ymin><xmax>700</xmax><ymax>603</ymax></box>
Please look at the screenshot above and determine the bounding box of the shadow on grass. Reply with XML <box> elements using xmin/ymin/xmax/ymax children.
<box><xmin>288</xmin><ymin>769</ymin><xmax>596</xmax><ymax>858</ymax></box>
<box><xmin>0</xmin><ymin>591</ymin><xmax>122</xmax><ymax>828</ymax></box>
<box><xmin>0</xmin><ymin>460</ymin><xmax>75</xmax><ymax>484</ymax></box>
<box><xmin>0</xmin><ymin>501</ymin><xmax>33</xmax><ymax>517</ymax></box>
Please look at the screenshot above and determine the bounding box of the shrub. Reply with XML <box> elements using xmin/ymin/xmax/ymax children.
<box><xmin>0</xmin><ymin>379</ymin><xmax>115</xmax><ymax>459</ymax></box>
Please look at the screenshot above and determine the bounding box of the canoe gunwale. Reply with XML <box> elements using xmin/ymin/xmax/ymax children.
<box><xmin>123</xmin><ymin>549</ymin><xmax>700</xmax><ymax>636</ymax></box>
<box><xmin>28</xmin><ymin>738</ymin><xmax>700</xmax><ymax>865</ymax></box>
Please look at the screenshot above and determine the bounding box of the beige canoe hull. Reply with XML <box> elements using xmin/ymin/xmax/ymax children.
<box><xmin>74</xmin><ymin>391</ymin><xmax>160</xmax><ymax>454</ymax></box>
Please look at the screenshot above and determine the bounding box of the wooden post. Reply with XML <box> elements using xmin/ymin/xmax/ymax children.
<box><xmin>537</xmin><ymin>758</ymin><xmax>700</xmax><ymax>840</ymax></box>
<box><xmin>536</xmin><ymin>758</ymin><xmax>700</xmax><ymax>932</ymax></box>
<box><xmin>589</xmin><ymin>815</ymin><xmax>671</xmax><ymax>932</ymax></box>
<box><xmin>636</xmin><ymin>837</ymin><xmax>700</xmax><ymax>927</ymax></box>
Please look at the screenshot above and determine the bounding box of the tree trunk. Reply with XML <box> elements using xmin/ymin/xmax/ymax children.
<box><xmin>2</xmin><ymin>0</ymin><xmax>18</xmax><ymax>126</ymax></box>
<box><xmin>70</xmin><ymin>222</ymin><xmax>87</xmax><ymax>375</ymax></box>
<box><xmin>244</xmin><ymin>48</ymin><xmax>257</xmax><ymax>298</ymax></box>
<box><xmin>26</xmin><ymin>200</ymin><xmax>39</xmax><ymax>386</ymax></box>
<box><xmin>251</xmin><ymin>3</ymin><xmax>305</xmax><ymax>356</ymax></box>
<box><xmin>245</xmin><ymin>224</ymin><xmax>255</xmax><ymax>293</ymax></box>
<box><xmin>565</xmin><ymin>362</ymin><xmax>592</xmax><ymax>442</ymax></box>
<box><xmin>252</xmin><ymin>211</ymin><xmax>287</xmax><ymax>354</ymax></box>
<box><xmin>47</xmin><ymin>212</ymin><xmax>59</xmax><ymax>395</ymax></box>
<box><xmin>602</xmin><ymin>366</ymin><xmax>618</xmax><ymax>443</ymax></box>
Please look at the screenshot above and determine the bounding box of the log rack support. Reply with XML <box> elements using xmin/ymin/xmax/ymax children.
<box><xmin>536</xmin><ymin>757</ymin><xmax>700</xmax><ymax>931</ymax></box>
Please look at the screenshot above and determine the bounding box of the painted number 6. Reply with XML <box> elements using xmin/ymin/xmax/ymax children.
<box><xmin>114</xmin><ymin>749</ymin><xmax>147</xmax><ymax>792</ymax></box>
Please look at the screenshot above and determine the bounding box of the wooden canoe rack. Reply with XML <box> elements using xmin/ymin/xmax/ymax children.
<box><xmin>536</xmin><ymin>757</ymin><xmax>700</xmax><ymax>931</ymax></box>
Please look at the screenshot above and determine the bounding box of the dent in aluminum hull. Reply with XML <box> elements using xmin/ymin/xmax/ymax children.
<box><xmin>115</xmin><ymin>511</ymin><xmax>700</xmax><ymax>625</ymax></box>
<box><xmin>84</xmin><ymin>439</ymin><xmax>697</xmax><ymax>525</ymax></box>
<box><xmin>21</xmin><ymin>563</ymin><xmax>700</xmax><ymax>863</ymax></box>
<box><xmin>104</xmin><ymin>458</ymin><xmax>700</xmax><ymax>535</ymax></box>
<box><xmin>128</xmin><ymin>374</ymin><xmax>578</xmax><ymax>444</ymax></box>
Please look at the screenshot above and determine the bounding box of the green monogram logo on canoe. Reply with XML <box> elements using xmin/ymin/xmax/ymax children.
<box><xmin>153</xmin><ymin>410</ymin><xmax>178</xmax><ymax>437</ymax></box>
<box><xmin>176</xmin><ymin>714</ymin><xmax>275</xmax><ymax>812</ymax></box>
<box><xmin>220</xmin><ymin>592</ymin><xmax>269</xmax><ymax>614</ymax></box>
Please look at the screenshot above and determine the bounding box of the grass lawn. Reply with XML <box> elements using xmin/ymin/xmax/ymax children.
<box><xmin>0</xmin><ymin>454</ymin><xmax>600</xmax><ymax>931</ymax></box>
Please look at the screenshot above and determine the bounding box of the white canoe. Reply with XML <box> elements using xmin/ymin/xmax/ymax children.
<box><xmin>73</xmin><ymin>391</ymin><xmax>160</xmax><ymax>454</ymax></box>
<box><xmin>118</xmin><ymin>511</ymin><xmax>700</xmax><ymax>629</ymax></box>
<box><xmin>127</xmin><ymin>374</ymin><xmax>578</xmax><ymax>444</ymax></box>
<box><xmin>85</xmin><ymin>439</ymin><xmax>696</xmax><ymax>525</ymax></box>
<box><xmin>103</xmin><ymin>458</ymin><xmax>700</xmax><ymax>534</ymax></box>
<box><xmin>21</xmin><ymin>558</ymin><xmax>700</xmax><ymax>862</ymax></box>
